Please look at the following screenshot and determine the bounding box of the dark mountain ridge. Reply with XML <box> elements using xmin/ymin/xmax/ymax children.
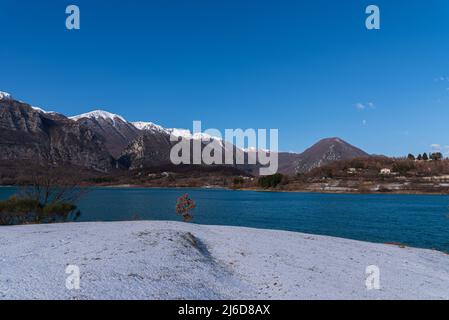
<box><xmin>0</xmin><ymin>92</ymin><xmax>370</xmax><ymax>177</ymax></box>
<box><xmin>0</xmin><ymin>96</ymin><xmax>113</xmax><ymax>172</ymax></box>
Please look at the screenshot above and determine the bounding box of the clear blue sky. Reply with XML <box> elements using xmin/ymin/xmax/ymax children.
<box><xmin>1</xmin><ymin>0</ymin><xmax>449</xmax><ymax>156</ymax></box>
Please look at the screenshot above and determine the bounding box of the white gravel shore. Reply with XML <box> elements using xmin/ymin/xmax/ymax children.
<box><xmin>0</xmin><ymin>221</ymin><xmax>448</xmax><ymax>300</ymax></box>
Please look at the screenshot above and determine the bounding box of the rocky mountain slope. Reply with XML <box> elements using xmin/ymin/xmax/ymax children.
<box><xmin>118</xmin><ymin>127</ymin><xmax>241</xmax><ymax>171</ymax></box>
<box><xmin>118</xmin><ymin>129</ymin><xmax>173</xmax><ymax>169</ymax></box>
<box><xmin>0</xmin><ymin>93</ymin><xmax>113</xmax><ymax>172</ymax></box>
<box><xmin>277</xmin><ymin>138</ymin><xmax>369</xmax><ymax>175</ymax></box>
<box><xmin>70</xmin><ymin>110</ymin><xmax>140</xmax><ymax>158</ymax></box>
<box><xmin>1</xmin><ymin>91</ymin><xmax>370</xmax><ymax>176</ymax></box>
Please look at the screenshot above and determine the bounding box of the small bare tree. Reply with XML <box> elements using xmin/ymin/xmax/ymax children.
<box><xmin>19</xmin><ymin>172</ymin><xmax>87</xmax><ymax>207</ymax></box>
<box><xmin>0</xmin><ymin>169</ymin><xmax>88</xmax><ymax>225</ymax></box>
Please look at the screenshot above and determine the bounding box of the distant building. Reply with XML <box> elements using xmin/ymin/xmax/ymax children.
<box><xmin>380</xmin><ymin>168</ymin><xmax>391</xmax><ymax>175</ymax></box>
<box><xmin>347</xmin><ymin>168</ymin><xmax>357</xmax><ymax>174</ymax></box>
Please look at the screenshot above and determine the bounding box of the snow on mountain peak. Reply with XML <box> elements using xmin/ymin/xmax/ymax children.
<box><xmin>31</xmin><ymin>106</ymin><xmax>48</xmax><ymax>113</ymax></box>
<box><xmin>243</xmin><ymin>147</ymin><xmax>270</xmax><ymax>153</ymax></box>
<box><xmin>134</xmin><ymin>122</ymin><xmax>223</xmax><ymax>144</ymax></box>
<box><xmin>70</xmin><ymin>110</ymin><xmax>126</xmax><ymax>122</ymax></box>
<box><xmin>166</xmin><ymin>128</ymin><xmax>193</xmax><ymax>138</ymax></box>
<box><xmin>30</xmin><ymin>106</ymin><xmax>59</xmax><ymax>114</ymax></box>
<box><xmin>165</xmin><ymin>128</ymin><xmax>221</xmax><ymax>142</ymax></box>
<box><xmin>0</xmin><ymin>92</ymin><xmax>54</xmax><ymax>114</ymax></box>
<box><xmin>132</xmin><ymin>121</ymin><xmax>166</xmax><ymax>132</ymax></box>
<box><xmin>0</xmin><ymin>91</ymin><xmax>12</xmax><ymax>100</ymax></box>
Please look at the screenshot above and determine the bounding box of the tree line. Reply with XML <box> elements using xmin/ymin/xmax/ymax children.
<box><xmin>407</xmin><ymin>152</ymin><xmax>444</xmax><ymax>161</ymax></box>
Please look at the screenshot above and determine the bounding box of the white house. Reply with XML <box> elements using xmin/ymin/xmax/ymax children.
<box><xmin>380</xmin><ymin>168</ymin><xmax>391</xmax><ymax>175</ymax></box>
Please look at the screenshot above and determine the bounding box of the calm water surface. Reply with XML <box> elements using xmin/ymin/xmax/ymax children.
<box><xmin>1</xmin><ymin>187</ymin><xmax>448</xmax><ymax>252</ymax></box>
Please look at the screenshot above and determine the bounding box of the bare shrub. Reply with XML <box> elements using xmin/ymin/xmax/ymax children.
<box><xmin>175</xmin><ymin>194</ymin><xmax>196</xmax><ymax>222</ymax></box>
<box><xmin>0</xmin><ymin>171</ymin><xmax>87</xmax><ymax>225</ymax></box>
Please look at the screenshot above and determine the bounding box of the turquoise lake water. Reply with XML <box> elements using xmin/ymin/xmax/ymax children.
<box><xmin>1</xmin><ymin>187</ymin><xmax>448</xmax><ymax>252</ymax></box>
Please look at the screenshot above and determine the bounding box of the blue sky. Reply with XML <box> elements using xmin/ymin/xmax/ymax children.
<box><xmin>1</xmin><ymin>0</ymin><xmax>449</xmax><ymax>156</ymax></box>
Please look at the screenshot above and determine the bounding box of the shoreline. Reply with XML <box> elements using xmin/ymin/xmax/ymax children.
<box><xmin>2</xmin><ymin>182</ymin><xmax>448</xmax><ymax>195</ymax></box>
<box><xmin>81</xmin><ymin>184</ymin><xmax>449</xmax><ymax>196</ymax></box>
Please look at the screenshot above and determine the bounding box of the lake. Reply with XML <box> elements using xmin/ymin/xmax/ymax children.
<box><xmin>1</xmin><ymin>187</ymin><xmax>448</xmax><ymax>252</ymax></box>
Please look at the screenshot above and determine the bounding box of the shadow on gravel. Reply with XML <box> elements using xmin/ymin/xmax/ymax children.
<box><xmin>182</xmin><ymin>231</ymin><xmax>213</xmax><ymax>260</ymax></box>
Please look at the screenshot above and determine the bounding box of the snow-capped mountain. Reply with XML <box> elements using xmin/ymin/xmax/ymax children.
<box><xmin>70</xmin><ymin>110</ymin><xmax>126</xmax><ymax>123</ymax></box>
<box><xmin>117</xmin><ymin>121</ymin><xmax>238</xmax><ymax>169</ymax></box>
<box><xmin>0</xmin><ymin>91</ymin><xmax>12</xmax><ymax>100</ymax></box>
<box><xmin>30</xmin><ymin>105</ymin><xmax>61</xmax><ymax>115</ymax></box>
<box><xmin>132</xmin><ymin>121</ymin><xmax>166</xmax><ymax>133</ymax></box>
<box><xmin>31</xmin><ymin>106</ymin><xmax>47</xmax><ymax>113</ymax></box>
<box><xmin>70</xmin><ymin>110</ymin><xmax>227</xmax><ymax>162</ymax></box>
<box><xmin>133</xmin><ymin>121</ymin><xmax>222</xmax><ymax>142</ymax></box>
<box><xmin>1</xmin><ymin>91</ymin><xmax>56</xmax><ymax>114</ymax></box>
<box><xmin>1</xmin><ymin>90</ymin><xmax>370</xmax><ymax>175</ymax></box>
<box><xmin>70</xmin><ymin>110</ymin><xmax>140</xmax><ymax>158</ymax></box>
<box><xmin>0</xmin><ymin>96</ymin><xmax>113</xmax><ymax>171</ymax></box>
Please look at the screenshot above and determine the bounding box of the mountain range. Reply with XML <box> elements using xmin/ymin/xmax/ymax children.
<box><xmin>0</xmin><ymin>91</ymin><xmax>370</xmax><ymax>176</ymax></box>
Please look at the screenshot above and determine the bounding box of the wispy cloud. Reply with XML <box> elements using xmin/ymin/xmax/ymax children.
<box><xmin>434</xmin><ymin>76</ymin><xmax>449</xmax><ymax>82</ymax></box>
<box><xmin>431</xmin><ymin>143</ymin><xmax>441</xmax><ymax>151</ymax></box>
<box><xmin>354</xmin><ymin>102</ymin><xmax>375</xmax><ymax>111</ymax></box>
<box><xmin>355</xmin><ymin>103</ymin><xmax>366</xmax><ymax>110</ymax></box>
<box><xmin>430</xmin><ymin>144</ymin><xmax>449</xmax><ymax>156</ymax></box>
<box><xmin>354</xmin><ymin>102</ymin><xmax>375</xmax><ymax>110</ymax></box>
